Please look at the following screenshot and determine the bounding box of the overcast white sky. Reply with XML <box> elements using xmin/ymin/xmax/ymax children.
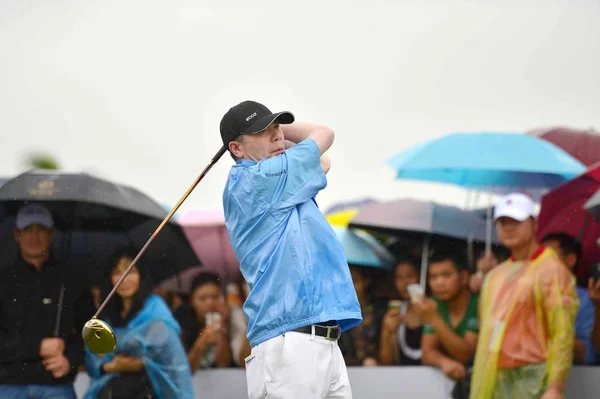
<box><xmin>1</xmin><ymin>0</ymin><xmax>599</xmax><ymax>214</ymax></box>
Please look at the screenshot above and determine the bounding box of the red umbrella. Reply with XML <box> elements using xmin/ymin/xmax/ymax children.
<box><xmin>537</xmin><ymin>163</ymin><xmax>600</xmax><ymax>285</ymax></box>
<box><xmin>529</xmin><ymin>126</ymin><xmax>600</xmax><ymax>167</ymax></box>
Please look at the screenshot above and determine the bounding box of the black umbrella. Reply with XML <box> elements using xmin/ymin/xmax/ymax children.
<box><xmin>0</xmin><ymin>170</ymin><xmax>201</xmax><ymax>286</ymax></box>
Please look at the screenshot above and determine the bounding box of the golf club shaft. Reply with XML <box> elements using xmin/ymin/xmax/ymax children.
<box><xmin>94</xmin><ymin>145</ymin><xmax>228</xmax><ymax>318</ymax></box>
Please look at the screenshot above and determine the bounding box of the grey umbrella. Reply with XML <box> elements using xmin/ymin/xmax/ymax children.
<box><xmin>583</xmin><ymin>188</ymin><xmax>600</xmax><ymax>220</ymax></box>
<box><xmin>348</xmin><ymin>198</ymin><xmax>498</xmax><ymax>243</ymax></box>
<box><xmin>348</xmin><ymin>198</ymin><xmax>500</xmax><ymax>290</ymax></box>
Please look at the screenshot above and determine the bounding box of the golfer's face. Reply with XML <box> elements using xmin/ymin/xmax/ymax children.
<box><xmin>110</xmin><ymin>256</ymin><xmax>140</xmax><ymax>299</ymax></box>
<box><xmin>241</xmin><ymin>124</ymin><xmax>285</xmax><ymax>161</ymax></box>
<box><xmin>496</xmin><ymin>217</ymin><xmax>536</xmax><ymax>249</ymax></box>
<box><xmin>14</xmin><ymin>224</ymin><xmax>53</xmax><ymax>258</ymax></box>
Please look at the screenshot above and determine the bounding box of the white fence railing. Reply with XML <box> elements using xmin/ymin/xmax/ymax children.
<box><xmin>74</xmin><ymin>366</ymin><xmax>600</xmax><ymax>398</ymax></box>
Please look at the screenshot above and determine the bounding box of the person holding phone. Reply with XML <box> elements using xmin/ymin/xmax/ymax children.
<box><xmin>175</xmin><ymin>272</ymin><xmax>233</xmax><ymax>371</ymax></box>
<box><xmin>379</xmin><ymin>256</ymin><xmax>424</xmax><ymax>366</ymax></box>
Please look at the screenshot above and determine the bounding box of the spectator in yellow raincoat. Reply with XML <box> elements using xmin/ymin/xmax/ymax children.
<box><xmin>470</xmin><ymin>193</ymin><xmax>579</xmax><ymax>399</ymax></box>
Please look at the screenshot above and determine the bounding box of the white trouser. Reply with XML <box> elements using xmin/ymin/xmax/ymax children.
<box><xmin>244</xmin><ymin>329</ymin><xmax>352</xmax><ymax>399</ymax></box>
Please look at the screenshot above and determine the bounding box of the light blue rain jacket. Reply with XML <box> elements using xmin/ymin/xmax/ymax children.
<box><xmin>223</xmin><ymin>138</ymin><xmax>362</xmax><ymax>348</ymax></box>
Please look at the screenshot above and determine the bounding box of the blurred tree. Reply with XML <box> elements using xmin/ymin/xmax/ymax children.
<box><xmin>24</xmin><ymin>152</ymin><xmax>60</xmax><ymax>170</ymax></box>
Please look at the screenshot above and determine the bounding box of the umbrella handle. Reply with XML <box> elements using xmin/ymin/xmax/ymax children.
<box><xmin>420</xmin><ymin>236</ymin><xmax>430</xmax><ymax>292</ymax></box>
<box><xmin>53</xmin><ymin>283</ymin><xmax>65</xmax><ymax>337</ymax></box>
<box><xmin>485</xmin><ymin>194</ymin><xmax>493</xmax><ymax>255</ymax></box>
<box><xmin>93</xmin><ymin>145</ymin><xmax>227</xmax><ymax>318</ymax></box>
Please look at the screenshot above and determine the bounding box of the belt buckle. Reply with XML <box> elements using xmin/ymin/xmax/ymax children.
<box><xmin>325</xmin><ymin>325</ymin><xmax>340</xmax><ymax>341</ymax></box>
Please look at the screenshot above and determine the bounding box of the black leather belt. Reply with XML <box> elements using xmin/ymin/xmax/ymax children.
<box><xmin>292</xmin><ymin>321</ymin><xmax>342</xmax><ymax>341</ymax></box>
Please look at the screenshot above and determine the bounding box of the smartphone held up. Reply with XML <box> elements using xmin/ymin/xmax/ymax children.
<box><xmin>206</xmin><ymin>312</ymin><xmax>222</xmax><ymax>329</ymax></box>
<box><xmin>407</xmin><ymin>284</ymin><xmax>424</xmax><ymax>303</ymax></box>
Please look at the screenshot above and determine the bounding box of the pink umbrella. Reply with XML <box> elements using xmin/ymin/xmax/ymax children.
<box><xmin>172</xmin><ymin>209</ymin><xmax>239</xmax><ymax>285</ymax></box>
<box><xmin>177</xmin><ymin>209</ymin><xmax>227</xmax><ymax>226</ymax></box>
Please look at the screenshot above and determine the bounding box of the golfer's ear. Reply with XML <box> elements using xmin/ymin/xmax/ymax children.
<box><xmin>229</xmin><ymin>141</ymin><xmax>243</xmax><ymax>159</ymax></box>
<box><xmin>13</xmin><ymin>228</ymin><xmax>21</xmax><ymax>241</ymax></box>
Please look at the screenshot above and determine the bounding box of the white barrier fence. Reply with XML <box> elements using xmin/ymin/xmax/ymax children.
<box><xmin>74</xmin><ymin>366</ymin><xmax>600</xmax><ymax>398</ymax></box>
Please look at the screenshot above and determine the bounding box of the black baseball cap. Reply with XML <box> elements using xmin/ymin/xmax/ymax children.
<box><xmin>220</xmin><ymin>100</ymin><xmax>295</xmax><ymax>148</ymax></box>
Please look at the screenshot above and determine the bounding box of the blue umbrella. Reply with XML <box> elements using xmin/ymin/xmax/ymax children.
<box><xmin>388</xmin><ymin>132</ymin><xmax>585</xmax><ymax>189</ymax></box>
<box><xmin>388</xmin><ymin>132</ymin><xmax>585</xmax><ymax>254</ymax></box>
<box><xmin>331</xmin><ymin>226</ymin><xmax>395</xmax><ymax>269</ymax></box>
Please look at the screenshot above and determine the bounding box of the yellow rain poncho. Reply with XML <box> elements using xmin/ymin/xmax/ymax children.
<box><xmin>469</xmin><ymin>246</ymin><xmax>579</xmax><ymax>399</ymax></box>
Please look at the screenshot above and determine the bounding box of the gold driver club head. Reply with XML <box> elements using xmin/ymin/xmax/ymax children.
<box><xmin>82</xmin><ymin>318</ymin><xmax>117</xmax><ymax>355</ymax></box>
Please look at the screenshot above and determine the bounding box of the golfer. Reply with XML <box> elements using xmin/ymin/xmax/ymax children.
<box><xmin>220</xmin><ymin>100</ymin><xmax>362</xmax><ymax>399</ymax></box>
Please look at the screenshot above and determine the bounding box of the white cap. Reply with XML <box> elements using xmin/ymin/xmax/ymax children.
<box><xmin>493</xmin><ymin>193</ymin><xmax>536</xmax><ymax>222</ymax></box>
<box><xmin>15</xmin><ymin>203</ymin><xmax>54</xmax><ymax>229</ymax></box>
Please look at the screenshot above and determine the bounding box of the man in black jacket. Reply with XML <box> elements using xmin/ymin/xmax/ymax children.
<box><xmin>0</xmin><ymin>203</ymin><xmax>96</xmax><ymax>398</ymax></box>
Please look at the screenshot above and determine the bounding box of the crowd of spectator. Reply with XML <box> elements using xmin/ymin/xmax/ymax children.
<box><xmin>2</xmin><ymin>198</ymin><xmax>600</xmax><ymax>398</ymax></box>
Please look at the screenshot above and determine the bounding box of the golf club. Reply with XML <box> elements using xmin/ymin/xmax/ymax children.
<box><xmin>82</xmin><ymin>145</ymin><xmax>228</xmax><ymax>354</ymax></box>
